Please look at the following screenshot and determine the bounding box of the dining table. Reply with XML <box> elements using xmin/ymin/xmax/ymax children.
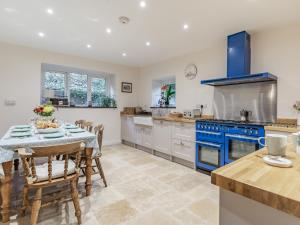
<box><xmin>0</xmin><ymin>124</ymin><xmax>99</xmax><ymax>223</ymax></box>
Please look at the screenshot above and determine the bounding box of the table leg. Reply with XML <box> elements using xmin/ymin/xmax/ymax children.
<box><xmin>1</xmin><ymin>161</ymin><xmax>13</xmax><ymax>223</ymax></box>
<box><xmin>84</xmin><ymin>148</ymin><xmax>93</xmax><ymax>196</ymax></box>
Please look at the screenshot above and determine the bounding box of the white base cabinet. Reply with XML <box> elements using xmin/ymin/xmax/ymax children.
<box><xmin>172</xmin><ymin>139</ymin><xmax>195</xmax><ymax>162</ymax></box>
<box><xmin>121</xmin><ymin>117</ymin><xmax>136</xmax><ymax>143</ymax></box>
<box><xmin>121</xmin><ymin>116</ymin><xmax>195</xmax><ymax>166</ymax></box>
<box><xmin>135</xmin><ymin>125</ymin><xmax>153</xmax><ymax>149</ymax></box>
<box><xmin>153</xmin><ymin>120</ymin><xmax>172</xmax><ymax>155</ymax></box>
<box><xmin>171</xmin><ymin>123</ymin><xmax>195</xmax><ymax>163</ymax></box>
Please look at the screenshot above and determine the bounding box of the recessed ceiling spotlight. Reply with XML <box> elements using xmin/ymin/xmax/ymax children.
<box><xmin>140</xmin><ymin>1</ymin><xmax>146</xmax><ymax>8</ymax></box>
<box><xmin>106</xmin><ymin>28</ymin><xmax>112</xmax><ymax>34</ymax></box>
<box><xmin>122</xmin><ymin>53</ymin><xmax>127</xmax><ymax>57</ymax></box>
<box><xmin>46</xmin><ymin>8</ymin><xmax>54</xmax><ymax>15</ymax></box>
<box><xmin>146</xmin><ymin>41</ymin><xmax>151</xmax><ymax>46</ymax></box>
<box><xmin>183</xmin><ymin>24</ymin><xmax>189</xmax><ymax>30</ymax></box>
<box><xmin>86</xmin><ymin>44</ymin><xmax>92</xmax><ymax>49</ymax></box>
<box><xmin>38</xmin><ymin>32</ymin><xmax>45</xmax><ymax>38</ymax></box>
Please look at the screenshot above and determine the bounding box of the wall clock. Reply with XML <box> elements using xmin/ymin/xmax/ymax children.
<box><xmin>184</xmin><ymin>63</ymin><xmax>197</xmax><ymax>80</ymax></box>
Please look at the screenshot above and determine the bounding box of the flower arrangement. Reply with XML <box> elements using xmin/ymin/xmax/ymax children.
<box><xmin>33</xmin><ymin>104</ymin><xmax>55</xmax><ymax>117</ymax></box>
<box><xmin>161</xmin><ymin>84</ymin><xmax>176</xmax><ymax>106</ymax></box>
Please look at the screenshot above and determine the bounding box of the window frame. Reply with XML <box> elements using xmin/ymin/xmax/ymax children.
<box><xmin>41</xmin><ymin>64</ymin><xmax>116</xmax><ymax>108</ymax></box>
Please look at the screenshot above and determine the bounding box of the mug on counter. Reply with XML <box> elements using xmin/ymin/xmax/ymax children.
<box><xmin>258</xmin><ymin>134</ymin><xmax>288</xmax><ymax>156</ymax></box>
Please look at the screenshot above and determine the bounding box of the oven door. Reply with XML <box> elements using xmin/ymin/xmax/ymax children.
<box><xmin>225</xmin><ymin>134</ymin><xmax>261</xmax><ymax>164</ymax></box>
<box><xmin>196</xmin><ymin>141</ymin><xmax>224</xmax><ymax>171</ymax></box>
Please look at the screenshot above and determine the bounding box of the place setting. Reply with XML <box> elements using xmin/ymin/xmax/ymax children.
<box><xmin>7</xmin><ymin>125</ymin><xmax>33</xmax><ymax>138</ymax></box>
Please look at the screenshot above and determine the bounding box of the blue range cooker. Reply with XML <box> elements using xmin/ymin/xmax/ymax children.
<box><xmin>195</xmin><ymin>120</ymin><xmax>265</xmax><ymax>172</ymax></box>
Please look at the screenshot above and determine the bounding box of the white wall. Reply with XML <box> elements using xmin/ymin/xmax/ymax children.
<box><xmin>0</xmin><ymin>42</ymin><xmax>140</xmax><ymax>145</ymax></box>
<box><xmin>139</xmin><ymin>23</ymin><xmax>300</xmax><ymax>119</ymax></box>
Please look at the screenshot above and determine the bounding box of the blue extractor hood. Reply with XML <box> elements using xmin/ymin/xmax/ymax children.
<box><xmin>201</xmin><ymin>31</ymin><xmax>277</xmax><ymax>86</ymax></box>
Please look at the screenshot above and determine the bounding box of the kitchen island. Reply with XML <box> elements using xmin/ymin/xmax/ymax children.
<box><xmin>212</xmin><ymin>146</ymin><xmax>300</xmax><ymax>225</ymax></box>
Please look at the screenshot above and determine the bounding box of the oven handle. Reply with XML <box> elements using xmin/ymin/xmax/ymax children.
<box><xmin>196</xmin><ymin>141</ymin><xmax>221</xmax><ymax>148</ymax></box>
<box><xmin>196</xmin><ymin>130</ymin><xmax>222</xmax><ymax>136</ymax></box>
<box><xmin>225</xmin><ymin>134</ymin><xmax>259</xmax><ymax>141</ymax></box>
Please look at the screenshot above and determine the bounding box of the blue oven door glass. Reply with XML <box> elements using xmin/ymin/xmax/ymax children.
<box><xmin>196</xmin><ymin>141</ymin><xmax>224</xmax><ymax>171</ymax></box>
<box><xmin>225</xmin><ymin>134</ymin><xmax>261</xmax><ymax>164</ymax></box>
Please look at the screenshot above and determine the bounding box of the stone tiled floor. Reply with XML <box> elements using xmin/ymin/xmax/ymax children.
<box><xmin>6</xmin><ymin>144</ymin><xmax>219</xmax><ymax>225</ymax></box>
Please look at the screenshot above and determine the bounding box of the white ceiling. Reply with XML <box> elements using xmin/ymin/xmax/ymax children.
<box><xmin>1</xmin><ymin>0</ymin><xmax>300</xmax><ymax>67</ymax></box>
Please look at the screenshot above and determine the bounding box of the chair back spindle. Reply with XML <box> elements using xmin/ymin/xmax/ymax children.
<box><xmin>18</xmin><ymin>142</ymin><xmax>83</xmax><ymax>184</ymax></box>
<box><xmin>94</xmin><ymin>125</ymin><xmax>104</xmax><ymax>151</ymax></box>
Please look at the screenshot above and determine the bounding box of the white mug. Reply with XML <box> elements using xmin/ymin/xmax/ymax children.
<box><xmin>288</xmin><ymin>133</ymin><xmax>299</xmax><ymax>153</ymax></box>
<box><xmin>258</xmin><ymin>134</ymin><xmax>288</xmax><ymax>156</ymax></box>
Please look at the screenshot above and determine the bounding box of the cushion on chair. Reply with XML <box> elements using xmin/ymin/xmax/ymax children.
<box><xmin>0</xmin><ymin>164</ymin><xmax>4</xmax><ymax>179</ymax></box>
<box><xmin>34</xmin><ymin>160</ymin><xmax>76</xmax><ymax>182</ymax></box>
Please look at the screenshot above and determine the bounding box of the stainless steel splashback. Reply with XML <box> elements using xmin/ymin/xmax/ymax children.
<box><xmin>213</xmin><ymin>81</ymin><xmax>277</xmax><ymax>123</ymax></box>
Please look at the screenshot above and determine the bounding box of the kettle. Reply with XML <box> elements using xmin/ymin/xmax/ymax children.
<box><xmin>240</xmin><ymin>109</ymin><xmax>252</xmax><ymax>121</ymax></box>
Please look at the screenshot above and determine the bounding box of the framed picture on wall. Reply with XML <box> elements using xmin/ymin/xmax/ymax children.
<box><xmin>121</xmin><ymin>82</ymin><xmax>132</xmax><ymax>93</ymax></box>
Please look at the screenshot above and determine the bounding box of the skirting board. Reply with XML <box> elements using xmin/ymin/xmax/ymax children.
<box><xmin>123</xmin><ymin>140</ymin><xmax>195</xmax><ymax>169</ymax></box>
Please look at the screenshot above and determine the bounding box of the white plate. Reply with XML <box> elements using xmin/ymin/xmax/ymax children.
<box><xmin>69</xmin><ymin>128</ymin><xmax>85</xmax><ymax>133</ymax></box>
<box><xmin>43</xmin><ymin>132</ymin><xmax>65</xmax><ymax>139</ymax></box>
<box><xmin>64</xmin><ymin>124</ymin><xmax>78</xmax><ymax>129</ymax></box>
<box><xmin>37</xmin><ymin>128</ymin><xmax>61</xmax><ymax>134</ymax></box>
<box><xmin>10</xmin><ymin>131</ymin><xmax>32</xmax><ymax>138</ymax></box>
<box><xmin>14</xmin><ymin>125</ymin><xmax>31</xmax><ymax>129</ymax></box>
<box><xmin>263</xmin><ymin>155</ymin><xmax>293</xmax><ymax>168</ymax></box>
<box><xmin>12</xmin><ymin>128</ymin><xmax>31</xmax><ymax>132</ymax></box>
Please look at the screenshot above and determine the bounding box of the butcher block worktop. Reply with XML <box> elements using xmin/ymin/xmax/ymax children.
<box><xmin>264</xmin><ymin>125</ymin><xmax>300</xmax><ymax>133</ymax></box>
<box><xmin>152</xmin><ymin>116</ymin><xmax>196</xmax><ymax>123</ymax></box>
<box><xmin>211</xmin><ymin>146</ymin><xmax>300</xmax><ymax>218</ymax></box>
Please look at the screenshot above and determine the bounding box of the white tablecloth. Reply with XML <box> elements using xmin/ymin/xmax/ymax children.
<box><xmin>0</xmin><ymin>126</ymin><xmax>99</xmax><ymax>164</ymax></box>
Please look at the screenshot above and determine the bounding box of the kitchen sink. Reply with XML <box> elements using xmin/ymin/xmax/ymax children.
<box><xmin>133</xmin><ymin>116</ymin><xmax>153</xmax><ymax>126</ymax></box>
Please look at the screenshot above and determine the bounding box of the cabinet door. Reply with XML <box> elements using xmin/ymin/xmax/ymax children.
<box><xmin>143</xmin><ymin>126</ymin><xmax>153</xmax><ymax>149</ymax></box>
<box><xmin>153</xmin><ymin>120</ymin><xmax>172</xmax><ymax>154</ymax></box>
<box><xmin>135</xmin><ymin>125</ymin><xmax>143</xmax><ymax>145</ymax></box>
<box><xmin>127</xmin><ymin>117</ymin><xmax>136</xmax><ymax>143</ymax></box>
<box><xmin>172</xmin><ymin>139</ymin><xmax>195</xmax><ymax>162</ymax></box>
<box><xmin>172</xmin><ymin>122</ymin><xmax>195</xmax><ymax>141</ymax></box>
<box><xmin>121</xmin><ymin>117</ymin><xmax>129</xmax><ymax>141</ymax></box>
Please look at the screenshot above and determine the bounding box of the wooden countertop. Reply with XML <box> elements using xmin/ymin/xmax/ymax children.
<box><xmin>212</xmin><ymin>146</ymin><xmax>300</xmax><ymax>218</ymax></box>
<box><xmin>152</xmin><ymin>116</ymin><xmax>196</xmax><ymax>123</ymax></box>
<box><xmin>264</xmin><ymin>125</ymin><xmax>300</xmax><ymax>133</ymax></box>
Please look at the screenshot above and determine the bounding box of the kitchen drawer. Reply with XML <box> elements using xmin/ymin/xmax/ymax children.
<box><xmin>172</xmin><ymin>122</ymin><xmax>195</xmax><ymax>141</ymax></box>
<box><xmin>172</xmin><ymin>139</ymin><xmax>195</xmax><ymax>162</ymax></box>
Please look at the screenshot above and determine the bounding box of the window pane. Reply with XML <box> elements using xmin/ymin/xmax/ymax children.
<box><xmin>91</xmin><ymin>77</ymin><xmax>106</xmax><ymax>107</ymax></box>
<box><xmin>69</xmin><ymin>73</ymin><xmax>88</xmax><ymax>106</ymax></box>
<box><xmin>44</xmin><ymin>72</ymin><xmax>65</xmax><ymax>97</ymax></box>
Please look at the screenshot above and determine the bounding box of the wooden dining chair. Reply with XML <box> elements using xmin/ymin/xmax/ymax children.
<box><xmin>80</xmin><ymin>125</ymin><xmax>107</xmax><ymax>187</ymax></box>
<box><xmin>75</xmin><ymin>120</ymin><xmax>86</xmax><ymax>129</ymax></box>
<box><xmin>82</xmin><ymin>121</ymin><xmax>93</xmax><ymax>132</ymax></box>
<box><xmin>18</xmin><ymin>142</ymin><xmax>84</xmax><ymax>225</ymax></box>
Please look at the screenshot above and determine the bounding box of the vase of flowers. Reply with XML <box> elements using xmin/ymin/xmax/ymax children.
<box><xmin>293</xmin><ymin>101</ymin><xmax>300</xmax><ymax>125</ymax></box>
<box><xmin>33</xmin><ymin>104</ymin><xmax>55</xmax><ymax>122</ymax></box>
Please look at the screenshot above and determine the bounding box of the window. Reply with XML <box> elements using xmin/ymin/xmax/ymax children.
<box><xmin>69</xmin><ymin>73</ymin><xmax>88</xmax><ymax>106</ymax></box>
<box><xmin>43</xmin><ymin>72</ymin><xmax>66</xmax><ymax>98</ymax></box>
<box><xmin>41</xmin><ymin>64</ymin><xmax>116</xmax><ymax>108</ymax></box>
<box><xmin>152</xmin><ymin>76</ymin><xmax>176</xmax><ymax>107</ymax></box>
<box><xmin>91</xmin><ymin>77</ymin><xmax>106</xmax><ymax>107</ymax></box>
